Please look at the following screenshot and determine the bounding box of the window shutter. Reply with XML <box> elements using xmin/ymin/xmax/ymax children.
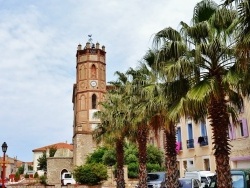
<box><xmin>228</xmin><ymin>124</ymin><xmax>236</xmax><ymax>140</ymax></box>
<box><xmin>242</xmin><ymin>118</ymin><xmax>249</xmax><ymax>137</ymax></box>
<box><xmin>228</xmin><ymin>124</ymin><xmax>233</xmax><ymax>139</ymax></box>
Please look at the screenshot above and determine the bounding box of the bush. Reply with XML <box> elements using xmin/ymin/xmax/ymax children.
<box><xmin>147</xmin><ymin>145</ymin><xmax>164</xmax><ymax>165</ymax></box>
<box><xmin>39</xmin><ymin>175</ymin><xmax>47</xmax><ymax>185</ymax></box>
<box><xmin>25</xmin><ymin>173</ymin><xmax>29</xmax><ymax>178</ymax></box>
<box><xmin>147</xmin><ymin>163</ymin><xmax>164</xmax><ymax>172</ymax></box>
<box><xmin>127</xmin><ymin>163</ymin><xmax>138</xmax><ymax>178</ymax></box>
<box><xmin>74</xmin><ymin>163</ymin><xmax>108</xmax><ymax>185</ymax></box>
<box><xmin>102</xmin><ymin>149</ymin><xmax>116</xmax><ymax>166</ymax></box>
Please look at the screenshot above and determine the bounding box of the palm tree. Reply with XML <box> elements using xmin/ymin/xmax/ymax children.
<box><xmin>223</xmin><ymin>0</ymin><xmax>250</xmax><ymax>42</ymax></box>
<box><xmin>153</xmin><ymin>1</ymin><xmax>245</xmax><ymax>187</ymax></box>
<box><xmin>125</xmin><ymin>64</ymin><xmax>163</xmax><ymax>188</ymax></box>
<box><xmin>130</xmin><ymin>53</ymin><xmax>193</xmax><ymax>187</ymax></box>
<box><xmin>93</xmin><ymin>91</ymin><xmax>127</xmax><ymax>188</ymax></box>
<box><xmin>141</xmin><ymin>49</ymin><xmax>184</xmax><ymax>188</ymax></box>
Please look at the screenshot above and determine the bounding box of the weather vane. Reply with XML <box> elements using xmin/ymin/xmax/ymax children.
<box><xmin>88</xmin><ymin>34</ymin><xmax>93</xmax><ymax>43</ymax></box>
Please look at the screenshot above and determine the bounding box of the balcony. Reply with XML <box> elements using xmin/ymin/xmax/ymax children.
<box><xmin>198</xmin><ymin>136</ymin><xmax>208</xmax><ymax>146</ymax></box>
<box><xmin>186</xmin><ymin>139</ymin><xmax>194</xmax><ymax>148</ymax></box>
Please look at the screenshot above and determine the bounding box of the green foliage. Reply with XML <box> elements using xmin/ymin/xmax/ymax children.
<box><xmin>37</xmin><ymin>152</ymin><xmax>47</xmax><ymax>171</ymax></box>
<box><xmin>39</xmin><ymin>175</ymin><xmax>47</xmax><ymax>185</ymax></box>
<box><xmin>125</xmin><ymin>143</ymin><xmax>164</xmax><ymax>178</ymax></box>
<box><xmin>37</xmin><ymin>147</ymin><xmax>57</xmax><ymax>172</ymax></box>
<box><xmin>83</xmin><ymin>143</ymin><xmax>164</xmax><ymax>179</ymax></box>
<box><xmin>28</xmin><ymin>165</ymin><xmax>33</xmax><ymax>170</ymax></box>
<box><xmin>18</xmin><ymin>166</ymin><xmax>24</xmax><ymax>174</ymax></box>
<box><xmin>124</xmin><ymin>143</ymin><xmax>138</xmax><ymax>164</ymax></box>
<box><xmin>86</xmin><ymin>147</ymin><xmax>108</xmax><ymax>164</ymax></box>
<box><xmin>49</xmin><ymin>146</ymin><xmax>57</xmax><ymax>157</ymax></box>
<box><xmin>147</xmin><ymin>163</ymin><xmax>164</xmax><ymax>172</ymax></box>
<box><xmin>147</xmin><ymin>144</ymin><xmax>163</xmax><ymax>165</ymax></box>
<box><xmin>102</xmin><ymin>149</ymin><xmax>116</xmax><ymax>166</ymax></box>
<box><xmin>74</xmin><ymin>163</ymin><xmax>108</xmax><ymax>185</ymax></box>
<box><xmin>15</xmin><ymin>171</ymin><xmax>20</xmax><ymax>181</ymax></box>
<box><xmin>34</xmin><ymin>172</ymin><xmax>39</xmax><ymax>178</ymax></box>
<box><xmin>24</xmin><ymin>173</ymin><xmax>29</xmax><ymax>178</ymax></box>
<box><xmin>127</xmin><ymin>163</ymin><xmax>138</xmax><ymax>178</ymax></box>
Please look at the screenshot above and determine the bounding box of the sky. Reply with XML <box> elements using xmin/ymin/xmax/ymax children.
<box><xmin>0</xmin><ymin>0</ymin><xmax>221</xmax><ymax>162</ymax></box>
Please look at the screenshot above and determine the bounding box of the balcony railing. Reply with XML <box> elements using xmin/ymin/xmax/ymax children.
<box><xmin>186</xmin><ymin>139</ymin><xmax>194</xmax><ymax>148</ymax></box>
<box><xmin>198</xmin><ymin>136</ymin><xmax>208</xmax><ymax>146</ymax></box>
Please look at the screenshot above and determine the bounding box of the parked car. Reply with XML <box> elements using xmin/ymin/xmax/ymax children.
<box><xmin>135</xmin><ymin>172</ymin><xmax>166</xmax><ymax>188</ymax></box>
<box><xmin>207</xmin><ymin>168</ymin><xmax>250</xmax><ymax>188</ymax></box>
<box><xmin>185</xmin><ymin>171</ymin><xmax>214</xmax><ymax>187</ymax></box>
<box><xmin>147</xmin><ymin>172</ymin><xmax>166</xmax><ymax>188</ymax></box>
<box><xmin>179</xmin><ymin>178</ymin><xmax>202</xmax><ymax>188</ymax></box>
<box><xmin>61</xmin><ymin>172</ymin><xmax>76</xmax><ymax>185</ymax></box>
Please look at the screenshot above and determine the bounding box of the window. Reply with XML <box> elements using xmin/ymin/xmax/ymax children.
<box><xmin>199</xmin><ymin>122</ymin><xmax>208</xmax><ymax>146</ymax></box>
<box><xmin>176</xmin><ymin>127</ymin><xmax>182</xmax><ymax>151</ymax></box>
<box><xmin>236</xmin><ymin>119</ymin><xmax>248</xmax><ymax>138</ymax></box>
<box><xmin>188</xmin><ymin>123</ymin><xmax>193</xmax><ymax>139</ymax></box>
<box><xmin>92</xmin><ymin>94</ymin><xmax>97</xmax><ymax>109</ymax></box>
<box><xmin>232</xmin><ymin>175</ymin><xmax>244</xmax><ymax>187</ymax></box>
<box><xmin>203</xmin><ymin>158</ymin><xmax>210</xmax><ymax>171</ymax></box>
<box><xmin>200</xmin><ymin>122</ymin><xmax>207</xmax><ymax>136</ymax></box>
<box><xmin>187</xmin><ymin>123</ymin><xmax>194</xmax><ymax>148</ymax></box>
<box><xmin>229</xmin><ymin>118</ymin><xmax>248</xmax><ymax>139</ymax></box>
<box><xmin>91</xmin><ymin>64</ymin><xmax>97</xmax><ymax>79</ymax></box>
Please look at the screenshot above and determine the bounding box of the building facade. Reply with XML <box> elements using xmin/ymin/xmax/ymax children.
<box><xmin>150</xmin><ymin>101</ymin><xmax>250</xmax><ymax>178</ymax></box>
<box><xmin>229</xmin><ymin>98</ymin><xmax>250</xmax><ymax>169</ymax></box>
<box><xmin>0</xmin><ymin>156</ymin><xmax>23</xmax><ymax>182</ymax></box>
<box><xmin>175</xmin><ymin>117</ymin><xmax>216</xmax><ymax>177</ymax></box>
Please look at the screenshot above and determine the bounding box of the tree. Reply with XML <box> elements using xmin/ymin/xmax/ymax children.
<box><xmin>86</xmin><ymin>147</ymin><xmax>109</xmax><ymax>164</ymax></box>
<box><xmin>142</xmin><ymin>44</ymin><xmax>193</xmax><ymax>187</ymax></box>
<box><xmin>223</xmin><ymin>0</ymin><xmax>250</xmax><ymax>50</ymax></box>
<box><xmin>49</xmin><ymin>145</ymin><xmax>57</xmax><ymax>157</ymax></box>
<box><xmin>93</xmin><ymin>75</ymin><xmax>130</xmax><ymax>188</ymax></box>
<box><xmin>37</xmin><ymin>152</ymin><xmax>47</xmax><ymax>171</ymax></box>
<box><xmin>125</xmin><ymin>64</ymin><xmax>161</xmax><ymax>188</ymax></box>
<box><xmin>18</xmin><ymin>165</ymin><xmax>24</xmax><ymax>174</ymax></box>
<box><xmin>37</xmin><ymin>146</ymin><xmax>57</xmax><ymax>172</ymax></box>
<box><xmin>153</xmin><ymin>1</ymin><xmax>244</xmax><ymax>187</ymax></box>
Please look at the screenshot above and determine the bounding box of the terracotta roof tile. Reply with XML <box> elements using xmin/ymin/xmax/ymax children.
<box><xmin>32</xmin><ymin>142</ymin><xmax>73</xmax><ymax>152</ymax></box>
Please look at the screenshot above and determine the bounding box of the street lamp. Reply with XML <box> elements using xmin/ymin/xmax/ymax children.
<box><xmin>1</xmin><ymin>142</ymin><xmax>7</xmax><ymax>188</ymax></box>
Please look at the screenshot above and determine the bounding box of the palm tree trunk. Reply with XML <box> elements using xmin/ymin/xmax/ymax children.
<box><xmin>137</xmin><ymin>125</ymin><xmax>148</xmax><ymax>188</ymax></box>
<box><xmin>164</xmin><ymin>122</ymin><xmax>179</xmax><ymax>188</ymax></box>
<box><xmin>116</xmin><ymin>139</ymin><xmax>125</xmax><ymax>188</ymax></box>
<box><xmin>208</xmin><ymin>93</ymin><xmax>232</xmax><ymax>188</ymax></box>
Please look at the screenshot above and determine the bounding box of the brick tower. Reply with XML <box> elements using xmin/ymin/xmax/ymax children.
<box><xmin>72</xmin><ymin>39</ymin><xmax>106</xmax><ymax>166</ymax></box>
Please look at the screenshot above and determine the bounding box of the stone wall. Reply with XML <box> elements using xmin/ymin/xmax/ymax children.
<box><xmin>47</xmin><ymin>157</ymin><xmax>73</xmax><ymax>185</ymax></box>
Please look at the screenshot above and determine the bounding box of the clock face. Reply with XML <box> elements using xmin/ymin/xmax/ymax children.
<box><xmin>90</xmin><ymin>81</ymin><xmax>97</xmax><ymax>87</ymax></box>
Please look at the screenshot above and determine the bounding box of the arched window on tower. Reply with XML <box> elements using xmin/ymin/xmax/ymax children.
<box><xmin>92</xmin><ymin>94</ymin><xmax>97</xmax><ymax>109</ymax></box>
<box><xmin>91</xmin><ymin>64</ymin><xmax>97</xmax><ymax>79</ymax></box>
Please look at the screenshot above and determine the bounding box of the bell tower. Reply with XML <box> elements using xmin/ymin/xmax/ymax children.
<box><xmin>72</xmin><ymin>39</ymin><xmax>106</xmax><ymax>166</ymax></box>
